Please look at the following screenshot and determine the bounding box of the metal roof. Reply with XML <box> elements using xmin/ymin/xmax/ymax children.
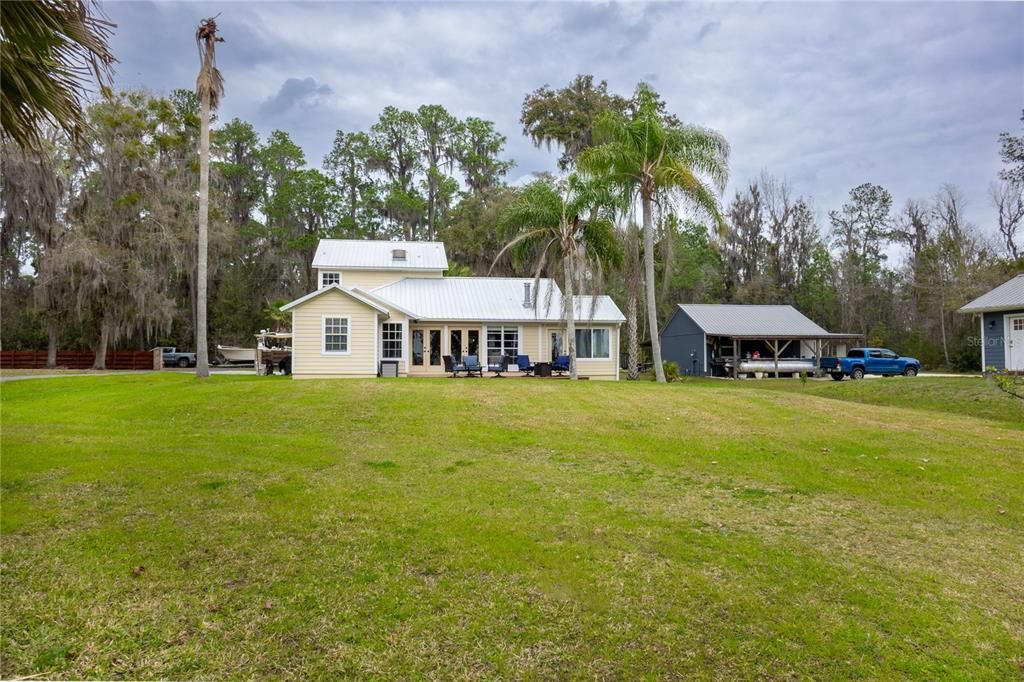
<box><xmin>370</xmin><ymin>277</ymin><xmax>625</xmax><ymax>323</ymax></box>
<box><xmin>675</xmin><ymin>304</ymin><xmax>851</xmax><ymax>338</ymax></box>
<box><xmin>958</xmin><ymin>273</ymin><xmax>1024</xmax><ymax>313</ymax></box>
<box><xmin>279</xmin><ymin>284</ymin><xmax>391</xmax><ymax>314</ymax></box>
<box><xmin>312</xmin><ymin>239</ymin><xmax>449</xmax><ymax>271</ymax></box>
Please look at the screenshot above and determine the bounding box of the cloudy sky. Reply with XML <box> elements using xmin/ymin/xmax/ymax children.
<box><xmin>105</xmin><ymin>1</ymin><xmax>1022</xmax><ymax>240</ymax></box>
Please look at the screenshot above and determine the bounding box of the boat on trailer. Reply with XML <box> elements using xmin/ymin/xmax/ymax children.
<box><xmin>216</xmin><ymin>344</ymin><xmax>256</xmax><ymax>364</ymax></box>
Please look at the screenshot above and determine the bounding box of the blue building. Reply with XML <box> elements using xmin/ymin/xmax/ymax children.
<box><xmin>660</xmin><ymin>304</ymin><xmax>859</xmax><ymax>378</ymax></box>
<box><xmin>957</xmin><ymin>273</ymin><xmax>1024</xmax><ymax>372</ymax></box>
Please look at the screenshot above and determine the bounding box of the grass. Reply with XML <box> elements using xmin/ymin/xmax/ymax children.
<box><xmin>722</xmin><ymin>375</ymin><xmax>1024</xmax><ymax>425</ymax></box>
<box><xmin>1</xmin><ymin>374</ymin><xmax>1022</xmax><ymax>679</ymax></box>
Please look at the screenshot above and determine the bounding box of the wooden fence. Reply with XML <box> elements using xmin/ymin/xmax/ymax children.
<box><xmin>0</xmin><ymin>350</ymin><xmax>157</xmax><ymax>370</ymax></box>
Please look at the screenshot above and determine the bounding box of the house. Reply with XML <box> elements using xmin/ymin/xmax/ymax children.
<box><xmin>660</xmin><ymin>304</ymin><xmax>859</xmax><ymax>377</ymax></box>
<box><xmin>957</xmin><ymin>273</ymin><xmax>1024</xmax><ymax>372</ymax></box>
<box><xmin>280</xmin><ymin>239</ymin><xmax>625</xmax><ymax>379</ymax></box>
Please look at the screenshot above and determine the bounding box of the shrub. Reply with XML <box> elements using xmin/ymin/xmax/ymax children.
<box><xmin>662</xmin><ymin>361</ymin><xmax>681</xmax><ymax>382</ymax></box>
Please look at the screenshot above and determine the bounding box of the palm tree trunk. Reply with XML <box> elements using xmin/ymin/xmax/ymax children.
<box><xmin>196</xmin><ymin>89</ymin><xmax>211</xmax><ymax>378</ymax></box>
<box><xmin>626</xmin><ymin>291</ymin><xmax>639</xmax><ymax>380</ymax></box>
<box><xmin>563</xmin><ymin>253</ymin><xmax>577</xmax><ymax>380</ymax></box>
<box><xmin>642</xmin><ymin>193</ymin><xmax>666</xmax><ymax>382</ymax></box>
<box><xmin>46</xmin><ymin>321</ymin><xmax>58</xmax><ymax>368</ymax></box>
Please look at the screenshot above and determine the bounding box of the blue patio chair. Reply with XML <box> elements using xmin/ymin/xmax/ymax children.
<box><xmin>552</xmin><ymin>354</ymin><xmax>571</xmax><ymax>375</ymax></box>
<box><xmin>516</xmin><ymin>354</ymin><xmax>535</xmax><ymax>376</ymax></box>
<box><xmin>443</xmin><ymin>355</ymin><xmax>465</xmax><ymax>378</ymax></box>
<box><xmin>462</xmin><ymin>354</ymin><xmax>484</xmax><ymax>378</ymax></box>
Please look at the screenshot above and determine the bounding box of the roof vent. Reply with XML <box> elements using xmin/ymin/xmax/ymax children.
<box><xmin>523</xmin><ymin>282</ymin><xmax>532</xmax><ymax>308</ymax></box>
<box><xmin>392</xmin><ymin>248</ymin><xmax>407</xmax><ymax>261</ymax></box>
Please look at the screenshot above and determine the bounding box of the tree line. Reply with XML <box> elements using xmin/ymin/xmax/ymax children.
<box><xmin>2</xmin><ymin>72</ymin><xmax>1022</xmax><ymax>375</ymax></box>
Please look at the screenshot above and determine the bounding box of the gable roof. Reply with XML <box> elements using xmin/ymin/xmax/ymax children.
<box><xmin>280</xmin><ymin>284</ymin><xmax>391</xmax><ymax>314</ymax></box>
<box><xmin>370</xmin><ymin>277</ymin><xmax>625</xmax><ymax>323</ymax></box>
<box><xmin>675</xmin><ymin>304</ymin><xmax>849</xmax><ymax>338</ymax></box>
<box><xmin>958</xmin><ymin>273</ymin><xmax>1024</xmax><ymax>313</ymax></box>
<box><xmin>312</xmin><ymin>239</ymin><xmax>449</xmax><ymax>271</ymax></box>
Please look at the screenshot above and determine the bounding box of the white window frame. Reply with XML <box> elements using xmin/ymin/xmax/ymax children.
<box><xmin>381</xmin><ymin>322</ymin><xmax>403</xmax><ymax>360</ymax></box>
<box><xmin>319</xmin><ymin>271</ymin><xmax>342</xmax><ymax>288</ymax></box>
<box><xmin>574</xmin><ymin>327</ymin><xmax>611</xmax><ymax>360</ymax></box>
<box><xmin>486</xmin><ymin>325</ymin><xmax>519</xmax><ymax>363</ymax></box>
<box><xmin>322</xmin><ymin>315</ymin><xmax>351</xmax><ymax>355</ymax></box>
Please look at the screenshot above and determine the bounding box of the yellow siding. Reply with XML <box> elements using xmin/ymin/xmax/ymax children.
<box><xmin>317</xmin><ymin>268</ymin><xmax>442</xmax><ymax>291</ymax></box>
<box><xmin>291</xmin><ymin>289</ymin><xmax>380</xmax><ymax>377</ymax></box>
<box><xmin>546</xmin><ymin>324</ymin><xmax>620</xmax><ymax>380</ymax></box>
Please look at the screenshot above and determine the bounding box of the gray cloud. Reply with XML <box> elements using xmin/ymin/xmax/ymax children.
<box><xmin>261</xmin><ymin>77</ymin><xmax>333</xmax><ymax>117</ymax></box>
<box><xmin>103</xmin><ymin>1</ymin><xmax>1023</xmax><ymax>242</ymax></box>
<box><xmin>696</xmin><ymin>20</ymin><xmax>720</xmax><ymax>42</ymax></box>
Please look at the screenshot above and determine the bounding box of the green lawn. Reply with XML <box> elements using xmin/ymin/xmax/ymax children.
<box><xmin>1</xmin><ymin>374</ymin><xmax>1022</xmax><ymax>679</ymax></box>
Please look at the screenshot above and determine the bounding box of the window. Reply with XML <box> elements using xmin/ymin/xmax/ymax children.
<box><xmin>412</xmin><ymin>329</ymin><xmax>424</xmax><ymax>365</ymax></box>
<box><xmin>429</xmin><ymin>329</ymin><xmax>441</xmax><ymax>366</ymax></box>
<box><xmin>487</xmin><ymin>326</ymin><xmax>518</xmax><ymax>364</ymax></box>
<box><xmin>869</xmin><ymin>350</ymin><xmax>882</xmax><ymax>358</ymax></box>
<box><xmin>550</xmin><ymin>331</ymin><xmax>563</xmax><ymax>361</ymax></box>
<box><xmin>574</xmin><ymin>328</ymin><xmax>610</xmax><ymax>359</ymax></box>
<box><xmin>382</xmin><ymin>323</ymin><xmax>402</xmax><ymax>360</ymax></box>
<box><xmin>323</xmin><ymin>317</ymin><xmax>349</xmax><ymax>353</ymax></box>
<box><xmin>320</xmin><ymin>271</ymin><xmax>341</xmax><ymax>288</ymax></box>
<box><xmin>1014</xmin><ymin>318</ymin><xmax>1024</xmax><ymax>331</ymax></box>
<box><xmin>848</xmin><ymin>349</ymin><xmax>864</xmax><ymax>358</ymax></box>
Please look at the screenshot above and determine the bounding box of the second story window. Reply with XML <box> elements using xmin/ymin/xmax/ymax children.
<box><xmin>320</xmin><ymin>271</ymin><xmax>341</xmax><ymax>288</ymax></box>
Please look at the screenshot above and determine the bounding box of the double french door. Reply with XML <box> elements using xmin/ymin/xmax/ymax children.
<box><xmin>449</xmin><ymin>328</ymin><xmax>480</xmax><ymax>362</ymax></box>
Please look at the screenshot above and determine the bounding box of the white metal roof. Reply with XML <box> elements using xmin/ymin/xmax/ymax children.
<box><xmin>676</xmin><ymin>304</ymin><xmax>844</xmax><ymax>338</ymax></box>
<box><xmin>958</xmin><ymin>273</ymin><xmax>1024</xmax><ymax>313</ymax></box>
<box><xmin>279</xmin><ymin>285</ymin><xmax>391</xmax><ymax>314</ymax></box>
<box><xmin>312</xmin><ymin>239</ymin><xmax>449</xmax><ymax>271</ymax></box>
<box><xmin>370</xmin><ymin>277</ymin><xmax>625</xmax><ymax>323</ymax></box>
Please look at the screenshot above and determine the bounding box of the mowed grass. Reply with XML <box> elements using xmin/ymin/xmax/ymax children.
<box><xmin>722</xmin><ymin>374</ymin><xmax>1024</xmax><ymax>426</ymax></box>
<box><xmin>1</xmin><ymin>374</ymin><xmax>1022</xmax><ymax>679</ymax></box>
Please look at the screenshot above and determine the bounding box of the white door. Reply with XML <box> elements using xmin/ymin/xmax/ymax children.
<box><xmin>1008</xmin><ymin>315</ymin><xmax>1024</xmax><ymax>371</ymax></box>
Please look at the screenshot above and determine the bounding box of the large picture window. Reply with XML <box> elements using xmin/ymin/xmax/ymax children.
<box><xmin>320</xmin><ymin>271</ymin><xmax>341</xmax><ymax>288</ymax></box>
<box><xmin>487</xmin><ymin>326</ymin><xmax>518</xmax><ymax>364</ymax></box>
<box><xmin>574</xmin><ymin>328</ymin><xmax>610</xmax><ymax>359</ymax></box>
<box><xmin>323</xmin><ymin>316</ymin><xmax>349</xmax><ymax>353</ymax></box>
<box><xmin>382</xmin><ymin>323</ymin><xmax>402</xmax><ymax>360</ymax></box>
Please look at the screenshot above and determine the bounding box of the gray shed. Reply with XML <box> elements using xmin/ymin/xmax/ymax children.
<box><xmin>661</xmin><ymin>304</ymin><xmax>859</xmax><ymax>377</ymax></box>
<box><xmin>957</xmin><ymin>273</ymin><xmax>1024</xmax><ymax>372</ymax></box>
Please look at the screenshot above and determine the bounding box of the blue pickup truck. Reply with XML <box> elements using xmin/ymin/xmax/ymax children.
<box><xmin>821</xmin><ymin>348</ymin><xmax>921</xmax><ymax>380</ymax></box>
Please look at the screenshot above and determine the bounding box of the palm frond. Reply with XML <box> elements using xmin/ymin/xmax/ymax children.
<box><xmin>0</xmin><ymin>0</ymin><xmax>116</xmax><ymax>150</ymax></box>
<box><xmin>195</xmin><ymin>16</ymin><xmax>225</xmax><ymax>110</ymax></box>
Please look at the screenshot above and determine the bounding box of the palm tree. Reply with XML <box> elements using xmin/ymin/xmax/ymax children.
<box><xmin>496</xmin><ymin>174</ymin><xmax>621</xmax><ymax>379</ymax></box>
<box><xmin>0</xmin><ymin>0</ymin><xmax>115</xmax><ymax>150</ymax></box>
<box><xmin>579</xmin><ymin>85</ymin><xmax>728</xmax><ymax>382</ymax></box>
<box><xmin>194</xmin><ymin>16</ymin><xmax>224</xmax><ymax>378</ymax></box>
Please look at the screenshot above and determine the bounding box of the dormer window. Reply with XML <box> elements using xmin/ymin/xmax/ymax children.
<box><xmin>320</xmin><ymin>271</ymin><xmax>341</xmax><ymax>288</ymax></box>
<box><xmin>391</xmin><ymin>248</ymin><xmax>407</xmax><ymax>262</ymax></box>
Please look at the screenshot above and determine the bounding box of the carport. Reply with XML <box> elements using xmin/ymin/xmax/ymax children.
<box><xmin>660</xmin><ymin>304</ymin><xmax>861</xmax><ymax>378</ymax></box>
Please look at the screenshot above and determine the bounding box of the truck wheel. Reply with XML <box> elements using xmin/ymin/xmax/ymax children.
<box><xmin>851</xmin><ymin>367</ymin><xmax>865</xmax><ymax>380</ymax></box>
<box><xmin>830</xmin><ymin>373</ymin><xmax>844</xmax><ymax>381</ymax></box>
<box><xmin>903</xmin><ymin>366</ymin><xmax>918</xmax><ymax>377</ymax></box>
<box><xmin>177</xmin><ymin>357</ymin><xmax>189</xmax><ymax>368</ymax></box>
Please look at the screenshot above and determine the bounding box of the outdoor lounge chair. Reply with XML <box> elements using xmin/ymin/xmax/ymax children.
<box><xmin>552</xmin><ymin>354</ymin><xmax>571</xmax><ymax>375</ymax></box>
<box><xmin>443</xmin><ymin>355</ymin><xmax>465</xmax><ymax>378</ymax></box>
<box><xmin>516</xmin><ymin>354</ymin><xmax>535</xmax><ymax>376</ymax></box>
<box><xmin>461</xmin><ymin>354</ymin><xmax>484</xmax><ymax>377</ymax></box>
<box><xmin>488</xmin><ymin>354</ymin><xmax>509</xmax><ymax>377</ymax></box>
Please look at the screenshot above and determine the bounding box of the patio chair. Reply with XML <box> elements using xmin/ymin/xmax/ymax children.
<box><xmin>488</xmin><ymin>354</ymin><xmax>509</xmax><ymax>378</ymax></box>
<box><xmin>462</xmin><ymin>354</ymin><xmax>484</xmax><ymax>378</ymax></box>
<box><xmin>442</xmin><ymin>355</ymin><xmax>463</xmax><ymax>378</ymax></box>
<box><xmin>552</xmin><ymin>354</ymin><xmax>571</xmax><ymax>375</ymax></box>
<box><xmin>516</xmin><ymin>354</ymin><xmax>535</xmax><ymax>376</ymax></box>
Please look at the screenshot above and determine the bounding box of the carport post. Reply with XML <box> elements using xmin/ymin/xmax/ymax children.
<box><xmin>732</xmin><ymin>337</ymin><xmax>738</xmax><ymax>379</ymax></box>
